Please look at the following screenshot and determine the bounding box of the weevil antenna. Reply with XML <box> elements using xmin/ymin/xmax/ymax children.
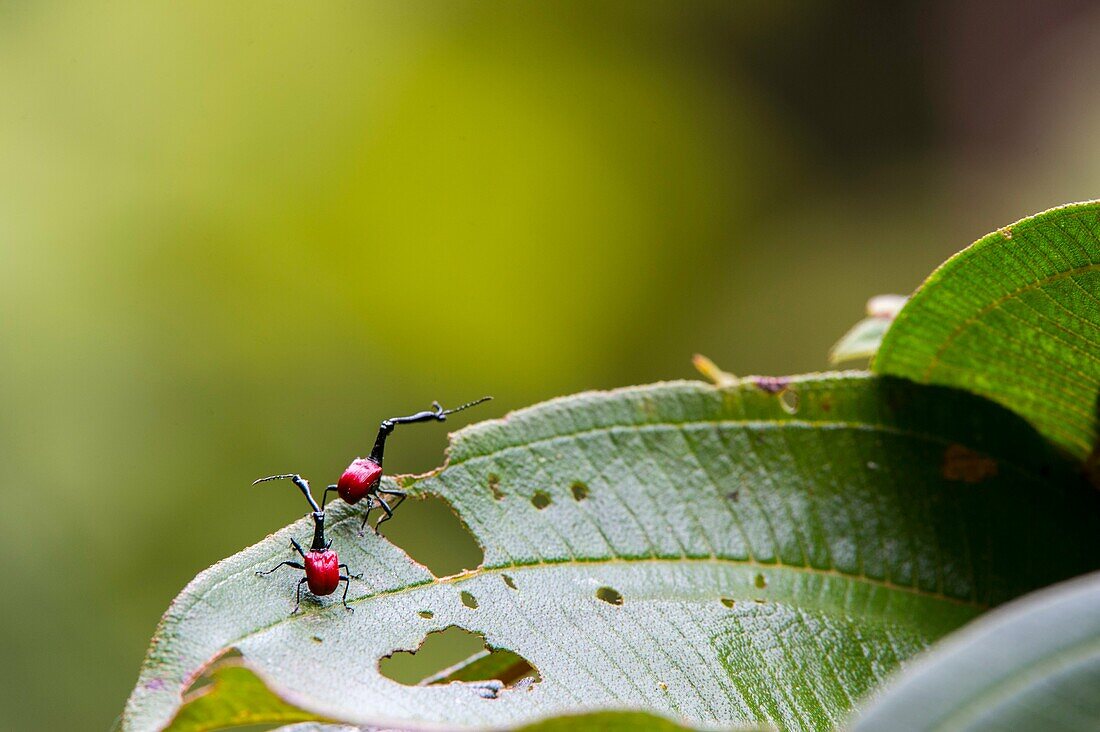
<box><xmin>439</xmin><ymin>396</ymin><xmax>493</xmax><ymax>417</ymax></box>
<box><xmin>253</xmin><ymin>473</ymin><xmax>321</xmax><ymax>514</ymax></box>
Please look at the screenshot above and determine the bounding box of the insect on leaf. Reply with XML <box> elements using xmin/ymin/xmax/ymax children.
<box><xmin>122</xmin><ymin>375</ymin><xmax>1100</xmax><ymax>732</ymax></box>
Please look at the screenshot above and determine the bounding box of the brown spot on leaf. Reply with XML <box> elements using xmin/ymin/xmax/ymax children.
<box><xmin>943</xmin><ymin>444</ymin><xmax>999</xmax><ymax>483</ymax></box>
<box><xmin>488</xmin><ymin>473</ymin><xmax>504</xmax><ymax>500</ymax></box>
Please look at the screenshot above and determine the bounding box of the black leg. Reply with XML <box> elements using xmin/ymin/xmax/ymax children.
<box><xmin>373</xmin><ymin>496</ymin><xmax>395</xmax><ymax>533</ymax></box>
<box><xmin>378</xmin><ymin>488</ymin><xmax>406</xmax><ymax>515</ymax></box>
<box><xmin>289</xmin><ymin>538</ymin><xmax>307</xmax><ymax>559</ymax></box>
<box><xmin>339</xmin><ymin>575</ymin><xmax>354</xmax><ymax>611</ymax></box>
<box><xmin>256</xmin><ymin>560</ymin><xmax>304</xmax><ymax>577</ymax></box>
<box><xmin>292</xmin><ymin>577</ymin><xmax>307</xmax><ymax>614</ymax></box>
<box><xmin>321</xmin><ymin>484</ymin><xmax>338</xmax><ymax>509</ymax></box>
<box><xmin>339</xmin><ymin>563</ymin><xmax>363</xmax><ymax>580</ymax></box>
<box><xmin>359</xmin><ymin>495</ymin><xmax>377</xmax><ymax>532</ymax></box>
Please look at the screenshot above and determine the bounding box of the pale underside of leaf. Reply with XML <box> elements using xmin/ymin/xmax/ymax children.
<box><xmin>874</xmin><ymin>200</ymin><xmax>1100</xmax><ymax>459</ymax></box>
<box><xmin>124</xmin><ymin>375</ymin><xmax>1100</xmax><ymax>732</ymax></box>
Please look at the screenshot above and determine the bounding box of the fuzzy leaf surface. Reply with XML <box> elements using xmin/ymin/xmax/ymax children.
<box><xmin>123</xmin><ymin>375</ymin><xmax>1100</xmax><ymax>732</ymax></box>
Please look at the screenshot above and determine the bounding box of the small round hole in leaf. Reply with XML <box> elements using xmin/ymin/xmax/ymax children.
<box><xmin>418</xmin><ymin>610</ymin><xmax>434</xmax><ymax>619</ymax></box>
<box><xmin>488</xmin><ymin>473</ymin><xmax>504</xmax><ymax>500</ymax></box>
<box><xmin>531</xmin><ymin>491</ymin><xmax>551</xmax><ymax>509</ymax></box>
<box><xmin>596</xmin><ymin>586</ymin><xmax>623</xmax><ymax>605</ymax></box>
<box><xmin>779</xmin><ymin>388</ymin><xmax>800</xmax><ymax>414</ymax></box>
<box><xmin>570</xmin><ymin>481</ymin><xmax>589</xmax><ymax>501</ymax></box>
<box><xmin>461</xmin><ymin>591</ymin><xmax>478</xmax><ymax>609</ymax></box>
<box><xmin>754</xmin><ymin>573</ymin><xmax>767</xmax><ymax>589</ymax></box>
<box><xmin>720</xmin><ymin>598</ymin><xmax>734</xmax><ymax>608</ymax></box>
<box><xmin>502</xmin><ymin>574</ymin><xmax>517</xmax><ymax>590</ymax></box>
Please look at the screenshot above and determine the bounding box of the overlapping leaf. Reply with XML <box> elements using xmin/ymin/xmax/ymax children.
<box><xmin>874</xmin><ymin>201</ymin><xmax>1100</xmax><ymax>459</ymax></box>
<box><xmin>851</xmin><ymin>571</ymin><xmax>1100</xmax><ymax>731</ymax></box>
<box><xmin>122</xmin><ymin>375</ymin><xmax>1100</xmax><ymax>732</ymax></box>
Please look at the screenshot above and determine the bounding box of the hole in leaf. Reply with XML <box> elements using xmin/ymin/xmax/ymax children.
<box><xmin>596</xmin><ymin>586</ymin><xmax>623</xmax><ymax>605</ymax></box>
<box><xmin>181</xmin><ymin>650</ymin><xmax>242</xmax><ymax>698</ymax></box>
<box><xmin>461</xmin><ymin>591</ymin><xmax>478</xmax><ymax>609</ymax></box>
<box><xmin>380</xmin><ymin>626</ymin><xmax>540</xmax><ymax>691</ymax></box>
<box><xmin>570</xmin><ymin>481</ymin><xmax>589</xmax><ymax>500</ymax></box>
<box><xmin>779</xmin><ymin>387</ymin><xmax>800</xmax><ymax>414</ymax></box>
<box><xmin>488</xmin><ymin>473</ymin><xmax>504</xmax><ymax>500</ymax></box>
<box><xmin>720</xmin><ymin>598</ymin><xmax>735</xmax><ymax>608</ymax></box>
<box><xmin>502</xmin><ymin>574</ymin><xmax>517</xmax><ymax>589</ymax></box>
<box><xmin>531</xmin><ymin>491</ymin><xmax>551</xmax><ymax>509</ymax></box>
<box><xmin>379</xmin><ymin>494</ymin><xmax>483</xmax><ymax>577</ymax></box>
<box><xmin>311</xmin><ymin>635</ymin><xmax>323</xmax><ymax>644</ymax></box>
<box><xmin>418</xmin><ymin>610</ymin><xmax>434</xmax><ymax>619</ymax></box>
<box><xmin>755</xmin><ymin>573</ymin><xmax>767</xmax><ymax>589</ymax></box>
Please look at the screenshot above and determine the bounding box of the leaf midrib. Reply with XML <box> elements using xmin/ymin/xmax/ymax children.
<box><xmin>217</xmin><ymin>551</ymin><xmax>988</xmax><ymax>664</ymax></box>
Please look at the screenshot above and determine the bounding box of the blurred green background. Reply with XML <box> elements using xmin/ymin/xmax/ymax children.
<box><xmin>3</xmin><ymin>1</ymin><xmax>1100</xmax><ymax>728</ymax></box>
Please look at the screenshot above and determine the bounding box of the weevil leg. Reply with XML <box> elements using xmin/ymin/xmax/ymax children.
<box><xmin>339</xmin><ymin>575</ymin><xmax>354</xmax><ymax>611</ymax></box>
<box><xmin>339</xmin><ymin>563</ymin><xmax>363</xmax><ymax>580</ymax></box>
<box><xmin>256</xmin><ymin>560</ymin><xmax>304</xmax><ymax>577</ymax></box>
<box><xmin>289</xmin><ymin>538</ymin><xmax>307</xmax><ymax>559</ymax></box>
<box><xmin>321</xmin><ymin>484</ymin><xmax>339</xmax><ymax>509</ymax></box>
<box><xmin>373</xmin><ymin>496</ymin><xmax>395</xmax><ymax>534</ymax></box>
<box><xmin>292</xmin><ymin>577</ymin><xmax>308</xmax><ymax>614</ymax></box>
<box><xmin>359</xmin><ymin>495</ymin><xmax>377</xmax><ymax>532</ymax></box>
<box><xmin>377</xmin><ymin>487</ymin><xmax>406</xmax><ymax>515</ymax></box>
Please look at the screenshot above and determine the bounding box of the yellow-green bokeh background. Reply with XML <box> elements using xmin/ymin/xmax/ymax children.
<box><xmin>4</xmin><ymin>2</ymin><xmax>1100</xmax><ymax>728</ymax></box>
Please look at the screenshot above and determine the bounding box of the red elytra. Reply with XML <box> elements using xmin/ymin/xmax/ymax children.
<box><xmin>337</xmin><ymin>457</ymin><xmax>383</xmax><ymax>504</ymax></box>
<box><xmin>304</xmin><ymin>550</ymin><xmax>341</xmax><ymax>596</ymax></box>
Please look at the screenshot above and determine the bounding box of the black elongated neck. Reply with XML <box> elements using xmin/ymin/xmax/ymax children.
<box><xmin>368</xmin><ymin>421</ymin><xmax>395</xmax><ymax>465</ymax></box>
<box><xmin>309</xmin><ymin>511</ymin><xmax>328</xmax><ymax>551</ymax></box>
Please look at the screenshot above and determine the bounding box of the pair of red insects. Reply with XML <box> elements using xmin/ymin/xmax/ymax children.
<box><xmin>254</xmin><ymin>397</ymin><xmax>491</xmax><ymax>613</ymax></box>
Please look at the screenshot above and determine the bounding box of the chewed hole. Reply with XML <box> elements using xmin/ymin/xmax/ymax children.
<box><xmin>311</xmin><ymin>635</ymin><xmax>323</xmax><ymax>644</ymax></box>
<box><xmin>755</xmin><ymin>573</ymin><xmax>767</xmax><ymax>589</ymax></box>
<box><xmin>502</xmin><ymin>574</ymin><xmax>517</xmax><ymax>590</ymax></box>
<box><xmin>461</xmin><ymin>591</ymin><xmax>478</xmax><ymax>609</ymax></box>
<box><xmin>531</xmin><ymin>491</ymin><xmax>551</xmax><ymax>509</ymax></box>
<box><xmin>419</xmin><ymin>610</ymin><xmax>434</xmax><ymax>619</ymax></box>
<box><xmin>779</xmin><ymin>388</ymin><xmax>800</xmax><ymax>414</ymax></box>
<box><xmin>570</xmin><ymin>481</ymin><xmax>589</xmax><ymax>501</ymax></box>
<box><xmin>720</xmin><ymin>598</ymin><xmax>735</xmax><ymax>608</ymax></box>
<box><xmin>488</xmin><ymin>473</ymin><xmax>504</xmax><ymax>500</ymax></box>
<box><xmin>596</xmin><ymin>586</ymin><xmax>623</xmax><ymax>605</ymax></box>
<box><xmin>379</xmin><ymin>494</ymin><xmax>483</xmax><ymax>577</ymax></box>
<box><xmin>380</xmin><ymin>626</ymin><xmax>540</xmax><ymax>691</ymax></box>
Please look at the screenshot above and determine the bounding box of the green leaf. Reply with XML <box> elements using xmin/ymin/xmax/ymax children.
<box><xmin>122</xmin><ymin>375</ymin><xmax>1099</xmax><ymax>732</ymax></box>
<box><xmin>850</xmin><ymin>571</ymin><xmax>1100</xmax><ymax>731</ymax></box>
<box><xmin>873</xmin><ymin>201</ymin><xmax>1100</xmax><ymax>459</ymax></box>
<box><xmin>164</xmin><ymin>660</ymin><xmax>328</xmax><ymax>731</ymax></box>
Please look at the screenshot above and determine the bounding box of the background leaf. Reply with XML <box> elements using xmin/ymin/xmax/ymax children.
<box><xmin>873</xmin><ymin>201</ymin><xmax>1100</xmax><ymax>459</ymax></box>
<box><xmin>850</xmin><ymin>571</ymin><xmax>1100</xmax><ymax>731</ymax></box>
<box><xmin>123</xmin><ymin>375</ymin><xmax>1100</xmax><ymax>732</ymax></box>
<box><xmin>163</xmin><ymin>661</ymin><xmax>327</xmax><ymax>731</ymax></box>
<box><xmin>828</xmin><ymin>295</ymin><xmax>907</xmax><ymax>365</ymax></box>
